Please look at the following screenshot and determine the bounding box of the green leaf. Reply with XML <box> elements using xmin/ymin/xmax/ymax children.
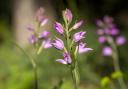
<box><xmin>111</xmin><ymin>71</ymin><xmax>123</xmax><ymax>79</ymax></box>
<box><xmin>101</xmin><ymin>76</ymin><xmax>110</xmax><ymax>87</ymax></box>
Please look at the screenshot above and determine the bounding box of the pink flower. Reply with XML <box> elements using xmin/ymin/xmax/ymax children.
<box><xmin>56</xmin><ymin>52</ymin><xmax>72</xmax><ymax>64</ymax></box>
<box><xmin>42</xmin><ymin>39</ymin><xmax>52</xmax><ymax>49</ymax></box>
<box><xmin>98</xmin><ymin>36</ymin><xmax>106</xmax><ymax>43</ymax></box>
<box><xmin>72</xmin><ymin>20</ymin><xmax>83</xmax><ymax>29</ymax></box>
<box><xmin>52</xmin><ymin>38</ymin><xmax>64</xmax><ymax>50</ymax></box>
<box><xmin>54</xmin><ymin>22</ymin><xmax>64</xmax><ymax>35</ymax></box>
<box><xmin>102</xmin><ymin>46</ymin><xmax>112</xmax><ymax>56</ymax></box>
<box><xmin>103</xmin><ymin>16</ymin><xmax>113</xmax><ymax>24</ymax></box>
<box><xmin>110</xmin><ymin>28</ymin><xmax>119</xmax><ymax>36</ymax></box>
<box><xmin>28</xmin><ymin>34</ymin><xmax>38</xmax><ymax>44</ymax></box>
<box><xmin>77</xmin><ymin>42</ymin><xmax>93</xmax><ymax>54</ymax></box>
<box><xmin>39</xmin><ymin>31</ymin><xmax>50</xmax><ymax>39</ymax></box>
<box><xmin>96</xmin><ymin>20</ymin><xmax>104</xmax><ymax>27</ymax></box>
<box><xmin>27</xmin><ymin>25</ymin><xmax>35</xmax><ymax>32</ymax></box>
<box><xmin>63</xmin><ymin>9</ymin><xmax>73</xmax><ymax>22</ymax></box>
<box><xmin>40</xmin><ymin>18</ymin><xmax>48</xmax><ymax>26</ymax></box>
<box><xmin>96</xmin><ymin>29</ymin><xmax>104</xmax><ymax>35</ymax></box>
<box><xmin>116</xmin><ymin>36</ymin><xmax>126</xmax><ymax>46</ymax></box>
<box><xmin>73</xmin><ymin>31</ymin><xmax>86</xmax><ymax>42</ymax></box>
<box><xmin>35</xmin><ymin>7</ymin><xmax>45</xmax><ymax>23</ymax></box>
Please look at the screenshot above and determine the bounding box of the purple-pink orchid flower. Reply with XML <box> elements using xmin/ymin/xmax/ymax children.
<box><xmin>102</xmin><ymin>46</ymin><xmax>112</xmax><ymax>56</ymax></box>
<box><xmin>77</xmin><ymin>42</ymin><xmax>93</xmax><ymax>54</ymax></box>
<box><xmin>28</xmin><ymin>34</ymin><xmax>38</xmax><ymax>44</ymax></box>
<box><xmin>56</xmin><ymin>52</ymin><xmax>72</xmax><ymax>64</ymax></box>
<box><xmin>54</xmin><ymin>22</ymin><xmax>64</xmax><ymax>35</ymax></box>
<box><xmin>42</xmin><ymin>39</ymin><xmax>52</xmax><ymax>49</ymax></box>
<box><xmin>73</xmin><ymin>31</ymin><xmax>86</xmax><ymax>42</ymax></box>
<box><xmin>116</xmin><ymin>36</ymin><xmax>126</xmax><ymax>46</ymax></box>
<box><xmin>52</xmin><ymin>38</ymin><xmax>64</xmax><ymax>50</ymax></box>
<box><xmin>39</xmin><ymin>31</ymin><xmax>50</xmax><ymax>39</ymax></box>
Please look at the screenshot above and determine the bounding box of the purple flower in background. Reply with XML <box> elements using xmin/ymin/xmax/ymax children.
<box><xmin>116</xmin><ymin>36</ymin><xmax>126</xmax><ymax>46</ymax></box>
<box><xmin>77</xmin><ymin>42</ymin><xmax>93</xmax><ymax>54</ymax></box>
<box><xmin>28</xmin><ymin>34</ymin><xmax>38</xmax><ymax>44</ymax></box>
<box><xmin>98</xmin><ymin>36</ymin><xmax>106</xmax><ymax>43</ymax></box>
<box><xmin>96</xmin><ymin>29</ymin><xmax>104</xmax><ymax>35</ymax></box>
<box><xmin>104</xmin><ymin>28</ymin><xmax>111</xmax><ymax>35</ymax></box>
<box><xmin>73</xmin><ymin>31</ymin><xmax>86</xmax><ymax>42</ymax></box>
<box><xmin>52</xmin><ymin>38</ymin><xmax>64</xmax><ymax>50</ymax></box>
<box><xmin>102</xmin><ymin>46</ymin><xmax>112</xmax><ymax>56</ymax></box>
<box><xmin>103</xmin><ymin>16</ymin><xmax>113</xmax><ymax>24</ymax></box>
<box><xmin>42</xmin><ymin>39</ymin><xmax>52</xmax><ymax>49</ymax></box>
<box><xmin>40</xmin><ymin>18</ymin><xmax>48</xmax><ymax>26</ymax></box>
<box><xmin>54</xmin><ymin>22</ymin><xmax>64</xmax><ymax>35</ymax></box>
<box><xmin>35</xmin><ymin>7</ymin><xmax>45</xmax><ymax>23</ymax></box>
<box><xmin>39</xmin><ymin>30</ymin><xmax>50</xmax><ymax>39</ymax></box>
<box><xmin>27</xmin><ymin>25</ymin><xmax>35</xmax><ymax>32</ymax></box>
<box><xmin>63</xmin><ymin>9</ymin><xmax>73</xmax><ymax>22</ymax></box>
<box><xmin>56</xmin><ymin>52</ymin><xmax>72</xmax><ymax>64</ymax></box>
<box><xmin>72</xmin><ymin>20</ymin><xmax>83</xmax><ymax>29</ymax></box>
<box><xmin>110</xmin><ymin>28</ymin><xmax>119</xmax><ymax>36</ymax></box>
<box><xmin>96</xmin><ymin>20</ymin><xmax>104</xmax><ymax>27</ymax></box>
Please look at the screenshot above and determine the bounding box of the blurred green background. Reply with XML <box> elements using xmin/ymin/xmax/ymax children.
<box><xmin>0</xmin><ymin>0</ymin><xmax>128</xmax><ymax>89</ymax></box>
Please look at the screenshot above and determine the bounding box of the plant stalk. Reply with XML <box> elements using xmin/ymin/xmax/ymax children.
<box><xmin>107</xmin><ymin>36</ymin><xmax>127</xmax><ymax>89</ymax></box>
<box><xmin>70</xmin><ymin>66</ymin><xmax>78</xmax><ymax>89</ymax></box>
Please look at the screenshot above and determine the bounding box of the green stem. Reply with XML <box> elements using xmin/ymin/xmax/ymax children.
<box><xmin>65</xmin><ymin>21</ymin><xmax>79</xmax><ymax>89</ymax></box>
<box><xmin>14</xmin><ymin>43</ymin><xmax>38</xmax><ymax>89</ymax></box>
<box><xmin>70</xmin><ymin>66</ymin><xmax>78</xmax><ymax>89</ymax></box>
<box><xmin>107</xmin><ymin>36</ymin><xmax>127</xmax><ymax>89</ymax></box>
<box><xmin>34</xmin><ymin>65</ymin><xmax>38</xmax><ymax>89</ymax></box>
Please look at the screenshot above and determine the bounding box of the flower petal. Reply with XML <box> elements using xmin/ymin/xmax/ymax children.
<box><xmin>56</xmin><ymin>59</ymin><xmax>67</xmax><ymax>64</ymax></box>
<box><xmin>72</xmin><ymin>20</ymin><xmax>83</xmax><ymax>29</ymax></box>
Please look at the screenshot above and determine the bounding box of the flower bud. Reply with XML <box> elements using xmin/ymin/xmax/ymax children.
<box><xmin>54</xmin><ymin>22</ymin><xmax>64</xmax><ymax>35</ymax></box>
<box><xmin>63</xmin><ymin>9</ymin><xmax>72</xmax><ymax>22</ymax></box>
<box><xmin>72</xmin><ymin>20</ymin><xmax>83</xmax><ymax>29</ymax></box>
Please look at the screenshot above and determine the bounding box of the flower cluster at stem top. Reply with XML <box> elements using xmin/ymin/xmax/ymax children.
<box><xmin>52</xmin><ymin>9</ymin><xmax>93</xmax><ymax>64</ymax></box>
<box><xmin>96</xmin><ymin>16</ymin><xmax>126</xmax><ymax>56</ymax></box>
<box><xmin>27</xmin><ymin>7</ymin><xmax>52</xmax><ymax>50</ymax></box>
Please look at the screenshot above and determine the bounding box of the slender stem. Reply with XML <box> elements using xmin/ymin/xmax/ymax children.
<box><xmin>107</xmin><ymin>36</ymin><xmax>127</xmax><ymax>89</ymax></box>
<box><xmin>65</xmin><ymin>21</ymin><xmax>79</xmax><ymax>89</ymax></box>
<box><xmin>14</xmin><ymin>43</ymin><xmax>38</xmax><ymax>89</ymax></box>
<box><xmin>70</xmin><ymin>67</ymin><xmax>78</xmax><ymax>89</ymax></box>
<box><xmin>34</xmin><ymin>65</ymin><xmax>38</xmax><ymax>89</ymax></box>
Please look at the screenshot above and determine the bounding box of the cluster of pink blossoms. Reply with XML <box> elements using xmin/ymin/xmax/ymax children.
<box><xmin>52</xmin><ymin>9</ymin><xmax>93</xmax><ymax>64</ymax></box>
<box><xmin>27</xmin><ymin>8</ymin><xmax>93</xmax><ymax>64</ymax></box>
<box><xmin>27</xmin><ymin>8</ymin><xmax>52</xmax><ymax>49</ymax></box>
<box><xmin>96</xmin><ymin>16</ymin><xmax>126</xmax><ymax>56</ymax></box>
